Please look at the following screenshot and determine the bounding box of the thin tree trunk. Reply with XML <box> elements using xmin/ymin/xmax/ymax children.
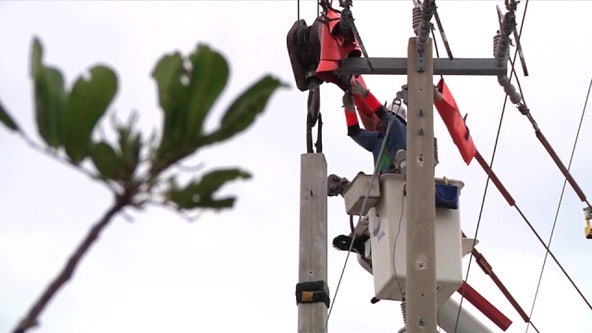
<box><xmin>13</xmin><ymin>197</ymin><xmax>128</xmax><ymax>333</ymax></box>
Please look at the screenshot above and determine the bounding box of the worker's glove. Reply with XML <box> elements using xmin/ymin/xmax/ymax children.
<box><xmin>342</xmin><ymin>91</ymin><xmax>355</xmax><ymax>111</ymax></box>
<box><xmin>350</xmin><ymin>79</ymin><xmax>369</xmax><ymax>97</ymax></box>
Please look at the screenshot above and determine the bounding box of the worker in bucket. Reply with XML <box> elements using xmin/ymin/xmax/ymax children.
<box><xmin>342</xmin><ymin>79</ymin><xmax>408</xmax><ymax>175</ymax></box>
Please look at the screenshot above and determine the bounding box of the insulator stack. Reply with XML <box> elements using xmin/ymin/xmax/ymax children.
<box><xmin>421</xmin><ymin>0</ymin><xmax>436</xmax><ymax>21</ymax></box>
<box><xmin>400</xmin><ymin>299</ymin><xmax>408</xmax><ymax>324</ymax></box>
<box><xmin>434</xmin><ymin>137</ymin><xmax>439</xmax><ymax>166</ymax></box>
<box><xmin>412</xmin><ymin>5</ymin><xmax>422</xmax><ymax>34</ymax></box>
<box><xmin>492</xmin><ymin>32</ymin><xmax>502</xmax><ymax>57</ymax></box>
<box><xmin>494</xmin><ymin>34</ymin><xmax>510</xmax><ymax>65</ymax></box>
<box><xmin>412</xmin><ymin>1</ymin><xmax>435</xmax><ymax>45</ymax></box>
<box><xmin>502</xmin><ymin>12</ymin><xmax>515</xmax><ymax>37</ymax></box>
<box><xmin>497</xmin><ymin>75</ymin><xmax>522</xmax><ymax>104</ymax></box>
<box><xmin>339</xmin><ymin>8</ymin><xmax>352</xmax><ymax>36</ymax></box>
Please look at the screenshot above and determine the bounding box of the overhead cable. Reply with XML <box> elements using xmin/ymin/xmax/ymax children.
<box><xmin>488</xmin><ymin>0</ymin><xmax>592</xmax><ymax>315</ymax></box>
<box><xmin>325</xmin><ymin>116</ymin><xmax>396</xmax><ymax>329</ymax></box>
<box><xmin>526</xmin><ymin>77</ymin><xmax>592</xmax><ymax>332</ymax></box>
<box><xmin>494</xmin><ymin>1</ymin><xmax>591</xmax><ymax>209</ymax></box>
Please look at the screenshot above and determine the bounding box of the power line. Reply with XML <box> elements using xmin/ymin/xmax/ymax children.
<box><xmin>325</xmin><ymin>116</ymin><xmax>396</xmax><ymax>328</ymax></box>
<box><xmin>465</xmin><ymin>0</ymin><xmax>592</xmax><ymax>321</ymax></box>
<box><xmin>456</xmin><ymin>2</ymin><xmax>538</xmax><ymax>331</ymax></box>
<box><xmin>493</xmin><ymin>0</ymin><xmax>592</xmax><ymax>316</ymax></box>
<box><xmin>455</xmin><ymin>0</ymin><xmax>526</xmax><ymax>325</ymax></box>
<box><xmin>526</xmin><ymin>76</ymin><xmax>592</xmax><ymax>333</ymax></box>
<box><xmin>455</xmin><ymin>86</ymin><xmax>512</xmax><ymax>333</ymax></box>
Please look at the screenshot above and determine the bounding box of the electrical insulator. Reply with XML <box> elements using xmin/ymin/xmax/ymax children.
<box><xmin>412</xmin><ymin>4</ymin><xmax>422</xmax><ymax>34</ymax></box>
<box><xmin>493</xmin><ymin>32</ymin><xmax>502</xmax><ymax>57</ymax></box>
<box><xmin>494</xmin><ymin>34</ymin><xmax>510</xmax><ymax>64</ymax></box>
<box><xmin>496</xmin><ymin>76</ymin><xmax>520</xmax><ymax>104</ymax></box>
<box><xmin>505</xmin><ymin>84</ymin><xmax>521</xmax><ymax>104</ymax></box>
<box><xmin>502</xmin><ymin>12</ymin><xmax>515</xmax><ymax>36</ymax></box>
<box><xmin>400</xmin><ymin>298</ymin><xmax>408</xmax><ymax>324</ymax></box>
<box><xmin>434</xmin><ymin>137</ymin><xmax>439</xmax><ymax>166</ymax></box>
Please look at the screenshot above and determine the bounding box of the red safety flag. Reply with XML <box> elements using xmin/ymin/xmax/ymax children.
<box><xmin>434</xmin><ymin>78</ymin><xmax>477</xmax><ymax>165</ymax></box>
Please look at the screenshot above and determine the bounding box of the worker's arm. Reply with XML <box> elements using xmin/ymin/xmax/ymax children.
<box><xmin>351</xmin><ymin>79</ymin><xmax>388</xmax><ymax>119</ymax></box>
<box><xmin>343</xmin><ymin>91</ymin><xmax>376</xmax><ymax>152</ymax></box>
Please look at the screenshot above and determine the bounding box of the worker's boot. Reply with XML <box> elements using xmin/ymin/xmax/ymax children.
<box><xmin>332</xmin><ymin>234</ymin><xmax>369</xmax><ymax>255</ymax></box>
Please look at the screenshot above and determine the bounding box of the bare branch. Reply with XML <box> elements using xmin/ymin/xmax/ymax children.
<box><xmin>12</xmin><ymin>195</ymin><xmax>129</xmax><ymax>333</ymax></box>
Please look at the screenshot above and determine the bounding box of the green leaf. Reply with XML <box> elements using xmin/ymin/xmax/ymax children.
<box><xmin>203</xmin><ymin>75</ymin><xmax>286</xmax><ymax>145</ymax></box>
<box><xmin>151</xmin><ymin>52</ymin><xmax>189</xmax><ymax>166</ymax></box>
<box><xmin>166</xmin><ymin>168</ymin><xmax>252</xmax><ymax>210</ymax></box>
<box><xmin>62</xmin><ymin>65</ymin><xmax>118</xmax><ymax>164</ymax></box>
<box><xmin>0</xmin><ymin>99</ymin><xmax>19</xmax><ymax>131</ymax></box>
<box><xmin>31</xmin><ymin>37</ymin><xmax>66</xmax><ymax>148</ymax></box>
<box><xmin>89</xmin><ymin>142</ymin><xmax>121</xmax><ymax>180</ymax></box>
<box><xmin>186</xmin><ymin>44</ymin><xmax>228</xmax><ymax>143</ymax></box>
<box><xmin>115</xmin><ymin>115</ymin><xmax>142</xmax><ymax>177</ymax></box>
<box><xmin>31</xmin><ymin>37</ymin><xmax>42</xmax><ymax>79</ymax></box>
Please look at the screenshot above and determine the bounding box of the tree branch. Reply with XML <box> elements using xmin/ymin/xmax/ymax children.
<box><xmin>12</xmin><ymin>195</ymin><xmax>129</xmax><ymax>333</ymax></box>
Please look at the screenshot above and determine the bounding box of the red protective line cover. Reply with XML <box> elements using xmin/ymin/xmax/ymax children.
<box><xmin>434</xmin><ymin>79</ymin><xmax>477</xmax><ymax>165</ymax></box>
<box><xmin>457</xmin><ymin>282</ymin><xmax>513</xmax><ymax>331</ymax></box>
<box><xmin>350</xmin><ymin>75</ymin><xmax>380</xmax><ymax>131</ymax></box>
<box><xmin>344</xmin><ymin>109</ymin><xmax>358</xmax><ymax>126</ymax></box>
<box><xmin>315</xmin><ymin>8</ymin><xmax>361</xmax><ymax>83</ymax></box>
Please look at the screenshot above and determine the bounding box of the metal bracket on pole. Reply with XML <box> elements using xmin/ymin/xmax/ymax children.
<box><xmin>334</xmin><ymin>57</ymin><xmax>507</xmax><ymax>76</ymax></box>
<box><xmin>416</xmin><ymin>44</ymin><xmax>425</xmax><ymax>73</ymax></box>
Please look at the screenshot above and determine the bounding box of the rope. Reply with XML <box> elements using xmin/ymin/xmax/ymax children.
<box><xmin>525</xmin><ymin>77</ymin><xmax>592</xmax><ymax>333</ymax></box>
<box><xmin>325</xmin><ymin>116</ymin><xmax>396</xmax><ymax>329</ymax></box>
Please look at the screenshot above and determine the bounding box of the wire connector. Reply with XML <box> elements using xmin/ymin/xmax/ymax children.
<box><xmin>517</xmin><ymin>103</ymin><xmax>529</xmax><ymax>115</ymax></box>
<box><xmin>584</xmin><ymin>207</ymin><xmax>592</xmax><ymax>239</ymax></box>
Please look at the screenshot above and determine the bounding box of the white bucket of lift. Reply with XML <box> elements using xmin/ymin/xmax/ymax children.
<box><xmin>368</xmin><ymin>174</ymin><xmax>463</xmax><ymax>304</ymax></box>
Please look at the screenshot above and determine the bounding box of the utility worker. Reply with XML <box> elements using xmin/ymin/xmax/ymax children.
<box><xmin>331</xmin><ymin>79</ymin><xmax>408</xmax><ymax>273</ymax></box>
<box><xmin>342</xmin><ymin>79</ymin><xmax>408</xmax><ymax>174</ymax></box>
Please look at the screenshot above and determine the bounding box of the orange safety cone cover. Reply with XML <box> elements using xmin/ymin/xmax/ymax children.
<box><xmin>434</xmin><ymin>78</ymin><xmax>477</xmax><ymax>165</ymax></box>
<box><xmin>315</xmin><ymin>8</ymin><xmax>361</xmax><ymax>83</ymax></box>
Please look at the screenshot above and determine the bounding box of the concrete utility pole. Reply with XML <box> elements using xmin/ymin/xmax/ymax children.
<box><xmin>297</xmin><ymin>153</ymin><xmax>328</xmax><ymax>333</ymax></box>
<box><xmin>405</xmin><ymin>38</ymin><xmax>437</xmax><ymax>332</ymax></box>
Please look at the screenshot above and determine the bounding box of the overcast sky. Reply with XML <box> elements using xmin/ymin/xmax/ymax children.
<box><xmin>1</xmin><ymin>1</ymin><xmax>591</xmax><ymax>333</ymax></box>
